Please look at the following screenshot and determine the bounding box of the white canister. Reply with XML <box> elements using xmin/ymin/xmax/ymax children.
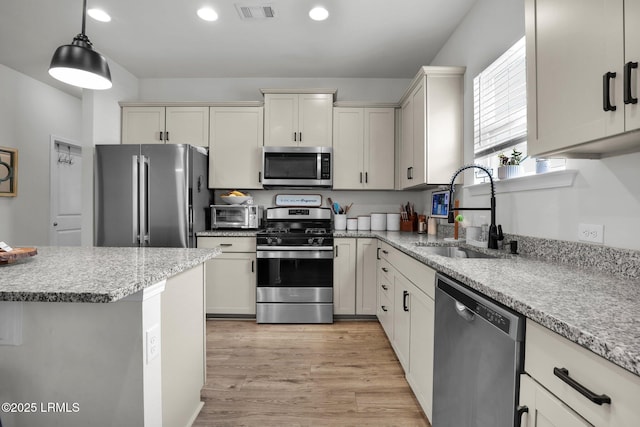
<box><xmin>357</xmin><ymin>215</ymin><xmax>371</xmax><ymax>231</ymax></box>
<box><xmin>386</xmin><ymin>213</ymin><xmax>400</xmax><ymax>231</ymax></box>
<box><xmin>347</xmin><ymin>218</ymin><xmax>358</xmax><ymax>231</ymax></box>
<box><xmin>334</xmin><ymin>214</ymin><xmax>347</xmax><ymax>231</ymax></box>
<box><xmin>370</xmin><ymin>213</ymin><xmax>387</xmax><ymax>231</ymax></box>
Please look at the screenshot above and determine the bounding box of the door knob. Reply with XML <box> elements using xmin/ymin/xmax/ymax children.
<box><xmin>53</xmin><ymin>222</ymin><xmax>58</xmax><ymax>226</ymax></box>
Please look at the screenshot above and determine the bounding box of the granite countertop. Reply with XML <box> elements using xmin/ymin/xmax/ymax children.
<box><xmin>335</xmin><ymin>230</ymin><xmax>640</xmax><ymax>377</ymax></box>
<box><xmin>0</xmin><ymin>246</ymin><xmax>221</xmax><ymax>303</ymax></box>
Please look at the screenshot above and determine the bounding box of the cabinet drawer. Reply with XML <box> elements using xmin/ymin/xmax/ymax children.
<box><xmin>525</xmin><ymin>320</ymin><xmax>640</xmax><ymax>427</ymax></box>
<box><xmin>377</xmin><ymin>241</ymin><xmax>393</xmax><ymax>261</ymax></box>
<box><xmin>378</xmin><ymin>258</ymin><xmax>393</xmax><ymax>287</ymax></box>
<box><xmin>197</xmin><ymin>236</ymin><xmax>256</xmax><ymax>252</ymax></box>
<box><xmin>378</xmin><ymin>241</ymin><xmax>436</xmax><ymax>299</ymax></box>
<box><xmin>377</xmin><ymin>288</ymin><xmax>394</xmax><ymax>340</ymax></box>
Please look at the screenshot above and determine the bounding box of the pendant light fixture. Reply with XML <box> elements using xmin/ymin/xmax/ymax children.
<box><xmin>48</xmin><ymin>0</ymin><xmax>112</xmax><ymax>90</ymax></box>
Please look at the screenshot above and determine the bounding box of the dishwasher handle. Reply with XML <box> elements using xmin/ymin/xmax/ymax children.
<box><xmin>455</xmin><ymin>301</ymin><xmax>475</xmax><ymax>321</ymax></box>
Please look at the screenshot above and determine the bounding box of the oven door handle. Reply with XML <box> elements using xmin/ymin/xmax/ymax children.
<box><xmin>256</xmin><ymin>245</ymin><xmax>334</xmax><ymax>251</ymax></box>
<box><xmin>257</xmin><ymin>249</ymin><xmax>334</xmax><ymax>259</ymax></box>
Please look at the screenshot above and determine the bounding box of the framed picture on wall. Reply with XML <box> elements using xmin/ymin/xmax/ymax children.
<box><xmin>0</xmin><ymin>146</ymin><xmax>18</xmax><ymax>197</ymax></box>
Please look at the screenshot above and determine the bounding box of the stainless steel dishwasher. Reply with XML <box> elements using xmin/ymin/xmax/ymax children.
<box><xmin>433</xmin><ymin>273</ymin><xmax>525</xmax><ymax>427</ymax></box>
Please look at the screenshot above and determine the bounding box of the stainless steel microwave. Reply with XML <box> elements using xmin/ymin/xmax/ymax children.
<box><xmin>210</xmin><ymin>205</ymin><xmax>262</xmax><ymax>229</ymax></box>
<box><xmin>261</xmin><ymin>146</ymin><xmax>332</xmax><ymax>188</ymax></box>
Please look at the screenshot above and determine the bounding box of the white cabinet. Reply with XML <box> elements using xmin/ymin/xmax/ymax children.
<box><xmin>263</xmin><ymin>92</ymin><xmax>334</xmax><ymax>147</ymax></box>
<box><xmin>355</xmin><ymin>238</ymin><xmax>378</xmax><ymax>315</ymax></box>
<box><xmin>519</xmin><ymin>320</ymin><xmax>640</xmax><ymax>427</ymax></box>
<box><xmin>376</xmin><ymin>240</ymin><xmax>436</xmax><ymax>420</ymax></box>
<box><xmin>406</xmin><ymin>280</ymin><xmax>435</xmax><ymax>419</ymax></box>
<box><xmin>519</xmin><ymin>375</ymin><xmax>592</xmax><ymax>427</ymax></box>
<box><xmin>392</xmin><ymin>272</ymin><xmax>412</xmax><ymax>371</ymax></box>
<box><xmin>197</xmin><ymin>237</ymin><xmax>256</xmax><ymax>315</ymax></box>
<box><xmin>525</xmin><ymin>0</ymin><xmax>640</xmax><ymax>157</ymax></box>
<box><xmin>398</xmin><ymin>67</ymin><xmax>464</xmax><ymax>188</ymax></box>
<box><xmin>333</xmin><ymin>238</ymin><xmax>378</xmax><ymax>316</ymax></box>
<box><xmin>333</xmin><ymin>238</ymin><xmax>357</xmax><ymax>315</ymax></box>
<box><xmin>377</xmin><ymin>258</ymin><xmax>394</xmax><ymax>339</ymax></box>
<box><xmin>209</xmin><ymin>106</ymin><xmax>264</xmax><ymax>189</ymax></box>
<box><xmin>121</xmin><ymin>106</ymin><xmax>209</xmax><ymax>146</ymax></box>
<box><xmin>333</xmin><ymin>107</ymin><xmax>395</xmax><ymax>190</ymax></box>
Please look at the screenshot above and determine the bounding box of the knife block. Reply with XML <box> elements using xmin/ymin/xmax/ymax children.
<box><xmin>400</xmin><ymin>214</ymin><xmax>418</xmax><ymax>232</ymax></box>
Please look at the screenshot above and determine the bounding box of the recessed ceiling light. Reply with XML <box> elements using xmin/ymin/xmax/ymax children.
<box><xmin>309</xmin><ymin>6</ymin><xmax>329</xmax><ymax>21</ymax></box>
<box><xmin>87</xmin><ymin>8</ymin><xmax>111</xmax><ymax>22</ymax></box>
<box><xmin>197</xmin><ymin>7</ymin><xmax>219</xmax><ymax>21</ymax></box>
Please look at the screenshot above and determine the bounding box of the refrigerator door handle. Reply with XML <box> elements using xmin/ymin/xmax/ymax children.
<box><xmin>188</xmin><ymin>205</ymin><xmax>193</xmax><ymax>234</ymax></box>
<box><xmin>132</xmin><ymin>156</ymin><xmax>140</xmax><ymax>244</ymax></box>
<box><xmin>140</xmin><ymin>155</ymin><xmax>150</xmax><ymax>245</ymax></box>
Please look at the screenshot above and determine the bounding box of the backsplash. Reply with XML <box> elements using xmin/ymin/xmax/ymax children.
<box><xmin>438</xmin><ymin>223</ymin><xmax>640</xmax><ymax>280</ymax></box>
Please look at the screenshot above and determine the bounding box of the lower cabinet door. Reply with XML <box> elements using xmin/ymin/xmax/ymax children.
<box><xmin>392</xmin><ymin>273</ymin><xmax>411</xmax><ymax>372</ymax></box>
<box><xmin>205</xmin><ymin>253</ymin><xmax>256</xmax><ymax>315</ymax></box>
<box><xmin>333</xmin><ymin>238</ymin><xmax>357</xmax><ymax>315</ymax></box>
<box><xmin>406</xmin><ymin>282</ymin><xmax>435</xmax><ymax>421</ymax></box>
<box><xmin>519</xmin><ymin>374</ymin><xmax>593</xmax><ymax>427</ymax></box>
<box><xmin>356</xmin><ymin>238</ymin><xmax>378</xmax><ymax>315</ymax></box>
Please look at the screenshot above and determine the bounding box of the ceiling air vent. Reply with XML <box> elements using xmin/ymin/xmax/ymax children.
<box><xmin>235</xmin><ymin>4</ymin><xmax>276</xmax><ymax>20</ymax></box>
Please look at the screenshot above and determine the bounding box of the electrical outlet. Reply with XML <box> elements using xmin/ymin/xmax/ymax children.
<box><xmin>146</xmin><ymin>324</ymin><xmax>160</xmax><ymax>363</ymax></box>
<box><xmin>578</xmin><ymin>223</ymin><xmax>604</xmax><ymax>244</ymax></box>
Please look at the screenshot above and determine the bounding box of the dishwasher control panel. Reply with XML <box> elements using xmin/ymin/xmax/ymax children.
<box><xmin>476</xmin><ymin>304</ymin><xmax>510</xmax><ymax>334</ymax></box>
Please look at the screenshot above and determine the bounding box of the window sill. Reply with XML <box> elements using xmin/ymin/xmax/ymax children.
<box><xmin>465</xmin><ymin>169</ymin><xmax>578</xmax><ymax>196</ymax></box>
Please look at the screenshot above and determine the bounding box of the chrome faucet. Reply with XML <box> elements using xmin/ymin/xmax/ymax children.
<box><xmin>448</xmin><ymin>164</ymin><xmax>502</xmax><ymax>249</ymax></box>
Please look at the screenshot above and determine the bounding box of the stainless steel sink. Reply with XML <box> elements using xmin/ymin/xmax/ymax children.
<box><xmin>416</xmin><ymin>246</ymin><xmax>496</xmax><ymax>259</ymax></box>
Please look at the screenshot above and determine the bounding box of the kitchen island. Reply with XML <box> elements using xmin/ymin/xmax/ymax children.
<box><xmin>0</xmin><ymin>246</ymin><xmax>220</xmax><ymax>427</ymax></box>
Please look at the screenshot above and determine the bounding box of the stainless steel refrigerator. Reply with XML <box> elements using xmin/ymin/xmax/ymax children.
<box><xmin>94</xmin><ymin>144</ymin><xmax>211</xmax><ymax>248</ymax></box>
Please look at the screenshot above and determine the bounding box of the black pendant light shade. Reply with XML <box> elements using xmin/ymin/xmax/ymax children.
<box><xmin>48</xmin><ymin>0</ymin><xmax>112</xmax><ymax>90</ymax></box>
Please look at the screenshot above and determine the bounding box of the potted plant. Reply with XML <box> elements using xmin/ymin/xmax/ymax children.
<box><xmin>497</xmin><ymin>149</ymin><xmax>525</xmax><ymax>179</ymax></box>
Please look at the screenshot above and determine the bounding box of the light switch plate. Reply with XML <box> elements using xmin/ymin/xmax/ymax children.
<box><xmin>578</xmin><ymin>223</ymin><xmax>604</xmax><ymax>244</ymax></box>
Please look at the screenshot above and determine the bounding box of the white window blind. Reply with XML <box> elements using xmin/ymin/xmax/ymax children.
<box><xmin>474</xmin><ymin>36</ymin><xmax>527</xmax><ymax>158</ymax></box>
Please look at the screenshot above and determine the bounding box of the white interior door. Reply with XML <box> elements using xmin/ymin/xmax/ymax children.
<box><xmin>50</xmin><ymin>137</ymin><xmax>82</xmax><ymax>246</ymax></box>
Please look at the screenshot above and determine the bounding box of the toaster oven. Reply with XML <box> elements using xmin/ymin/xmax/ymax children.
<box><xmin>210</xmin><ymin>205</ymin><xmax>263</xmax><ymax>229</ymax></box>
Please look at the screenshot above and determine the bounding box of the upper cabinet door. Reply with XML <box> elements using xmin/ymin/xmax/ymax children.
<box><xmin>264</xmin><ymin>94</ymin><xmax>298</xmax><ymax>146</ymax></box>
<box><xmin>298</xmin><ymin>94</ymin><xmax>333</xmax><ymax>147</ymax></box>
<box><xmin>263</xmin><ymin>93</ymin><xmax>333</xmax><ymax>146</ymax></box>
<box><xmin>364</xmin><ymin>108</ymin><xmax>395</xmax><ymax>190</ymax></box>
<box><xmin>121</xmin><ymin>106</ymin><xmax>165</xmax><ymax>144</ymax></box>
<box><xmin>399</xmin><ymin>97</ymin><xmax>414</xmax><ymax>189</ymax></box>
<box><xmin>625</xmin><ymin>0</ymin><xmax>640</xmax><ymax>132</ymax></box>
<box><xmin>332</xmin><ymin>108</ymin><xmax>365</xmax><ymax>189</ymax></box>
<box><xmin>209</xmin><ymin>107</ymin><xmax>264</xmax><ymax>189</ymax></box>
<box><xmin>526</xmin><ymin>0</ymin><xmax>625</xmax><ymax>157</ymax></box>
<box><xmin>165</xmin><ymin>106</ymin><xmax>210</xmax><ymax>147</ymax></box>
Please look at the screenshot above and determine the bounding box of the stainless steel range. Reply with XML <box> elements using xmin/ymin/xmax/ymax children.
<box><xmin>256</xmin><ymin>207</ymin><xmax>334</xmax><ymax>324</ymax></box>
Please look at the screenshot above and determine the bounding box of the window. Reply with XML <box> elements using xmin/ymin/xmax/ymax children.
<box><xmin>473</xmin><ymin>36</ymin><xmax>527</xmax><ymax>182</ymax></box>
<box><xmin>473</xmin><ymin>36</ymin><xmax>564</xmax><ymax>183</ymax></box>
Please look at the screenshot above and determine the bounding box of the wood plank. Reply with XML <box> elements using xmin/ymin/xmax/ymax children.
<box><xmin>193</xmin><ymin>320</ymin><xmax>431</xmax><ymax>426</ymax></box>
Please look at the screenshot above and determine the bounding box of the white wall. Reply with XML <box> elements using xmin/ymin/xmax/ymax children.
<box><xmin>0</xmin><ymin>64</ymin><xmax>82</xmax><ymax>246</ymax></box>
<box><xmin>428</xmin><ymin>0</ymin><xmax>640</xmax><ymax>251</ymax></box>
<box><xmin>0</xmin><ymin>58</ymin><xmax>138</xmax><ymax>247</ymax></box>
<box><xmin>138</xmin><ymin>77</ymin><xmax>410</xmax><ymax>103</ymax></box>
<box><xmin>81</xmin><ymin>59</ymin><xmax>139</xmax><ymax>245</ymax></box>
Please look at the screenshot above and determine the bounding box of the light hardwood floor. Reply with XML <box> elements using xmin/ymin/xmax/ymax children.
<box><xmin>193</xmin><ymin>320</ymin><xmax>431</xmax><ymax>427</ymax></box>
